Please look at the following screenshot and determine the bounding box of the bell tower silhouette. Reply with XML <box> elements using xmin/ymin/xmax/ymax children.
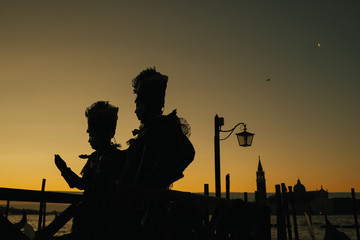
<box><xmin>256</xmin><ymin>156</ymin><xmax>267</xmax><ymax>202</ymax></box>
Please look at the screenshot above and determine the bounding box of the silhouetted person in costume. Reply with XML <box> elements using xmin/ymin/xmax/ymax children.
<box><xmin>122</xmin><ymin>67</ymin><xmax>195</xmax><ymax>188</ymax></box>
<box><xmin>120</xmin><ymin>68</ymin><xmax>195</xmax><ymax>239</ymax></box>
<box><xmin>54</xmin><ymin>101</ymin><xmax>125</xmax><ymax>240</ymax></box>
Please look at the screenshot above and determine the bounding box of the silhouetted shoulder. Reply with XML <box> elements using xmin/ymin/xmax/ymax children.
<box><xmin>81</xmin><ymin>146</ymin><xmax>126</xmax><ymax>185</ymax></box>
<box><xmin>125</xmin><ymin>110</ymin><xmax>195</xmax><ymax>188</ymax></box>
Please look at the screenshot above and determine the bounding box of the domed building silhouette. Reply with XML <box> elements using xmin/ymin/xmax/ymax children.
<box><xmin>268</xmin><ymin>178</ymin><xmax>333</xmax><ymax>215</ymax></box>
<box><xmin>293</xmin><ymin>178</ymin><xmax>306</xmax><ymax>193</ymax></box>
<box><xmin>290</xmin><ymin>179</ymin><xmax>333</xmax><ymax>215</ymax></box>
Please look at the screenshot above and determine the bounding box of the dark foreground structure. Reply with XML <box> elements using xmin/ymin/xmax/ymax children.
<box><xmin>0</xmin><ymin>185</ymin><xmax>270</xmax><ymax>240</ymax></box>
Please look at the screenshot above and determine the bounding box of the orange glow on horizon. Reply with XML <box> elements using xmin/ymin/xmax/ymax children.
<box><xmin>1</xmin><ymin>1</ymin><xmax>359</xmax><ymax>194</ymax></box>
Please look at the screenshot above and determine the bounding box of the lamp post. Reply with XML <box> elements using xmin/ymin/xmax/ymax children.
<box><xmin>214</xmin><ymin>114</ymin><xmax>254</xmax><ymax>198</ymax></box>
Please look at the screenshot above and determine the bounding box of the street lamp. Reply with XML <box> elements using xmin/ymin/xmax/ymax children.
<box><xmin>214</xmin><ymin>114</ymin><xmax>254</xmax><ymax>198</ymax></box>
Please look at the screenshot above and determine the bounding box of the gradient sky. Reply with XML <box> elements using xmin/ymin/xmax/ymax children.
<box><xmin>1</xmin><ymin>1</ymin><xmax>359</xmax><ymax>194</ymax></box>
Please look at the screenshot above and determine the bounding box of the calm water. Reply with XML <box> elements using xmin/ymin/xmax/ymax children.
<box><xmin>8</xmin><ymin>214</ymin><xmax>72</xmax><ymax>236</ymax></box>
<box><xmin>270</xmin><ymin>215</ymin><xmax>359</xmax><ymax>240</ymax></box>
<box><xmin>7</xmin><ymin>214</ymin><xmax>360</xmax><ymax>239</ymax></box>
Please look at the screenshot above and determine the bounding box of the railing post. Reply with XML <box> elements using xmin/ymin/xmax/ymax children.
<box><xmin>244</xmin><ymin>192</ymin><xmax>248</xmax><ymax>202</ymax></box>
<box><xmin>43</xmin><ymin>197</ymin><xmax>47</xmax><ymax>229</ymax></box>
<box><xmin>38</xmin><ymin>178</ymin><xmax>46</xmax><ymax>231</ymax></box>
<box><xmin>5</xmin><ymin>200</ymin><xmax>10</xmax><ymax>218</ymax></box>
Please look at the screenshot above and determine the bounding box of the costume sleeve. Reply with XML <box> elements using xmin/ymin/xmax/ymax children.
<box><xmin>147</xmin><ymin>119</ymin><xmax>195</xmax><ymax>188</ymax></box>
<box><xmin>61</xmin><ymin>167</ymin><xmax>85</xmax><ymax>190</ymax></box>
<box><xmin>158</xmin><ymin>132</ymin><xmax>195</xmax><ymax>187</ymax></box>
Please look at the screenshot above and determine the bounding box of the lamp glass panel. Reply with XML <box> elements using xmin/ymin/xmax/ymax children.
<box><xmin>236</xmin><ymin>133</ymin><xmax>246</xmax><ymax>146</ymax></box>
<box><xmin>246</xmin><ymin>134</ymin><xmax>254</xmax><ymax>146</ymax></box>
<box><xmin>236</xmin><ymin>131</ymin><xmax>254</xmax><ymax>147</ymax></box>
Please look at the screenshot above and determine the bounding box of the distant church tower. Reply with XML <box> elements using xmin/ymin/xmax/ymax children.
<box><xmin>256</xmin><ymin>156</ymin><xmax>267</xmax><ymax>202</ymax></box>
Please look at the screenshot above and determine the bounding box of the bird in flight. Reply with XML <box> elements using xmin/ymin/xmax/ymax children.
<box><xmin>317</xmin><ymin>42</ymin><xmax>321</xmax><ymax>47</ymax></box>
<box><xmin>266</xmin><ymin>78</ymin><xmax>271</xmax><ymax>81</ymax></box>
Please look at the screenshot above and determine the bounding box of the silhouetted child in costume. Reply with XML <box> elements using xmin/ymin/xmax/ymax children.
<box><xmin>54</xmin><ymin>101</ymin><xmax>125</xmax><ymax>240</ymax></box>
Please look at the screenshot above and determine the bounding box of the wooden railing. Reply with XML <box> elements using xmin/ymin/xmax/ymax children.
<box><xmin>0</xmin><ymin>185</ymin><xmax>271</xmax><ymax>240</ymax></box>
<box><xmin>0</xmin><ymin>187</ymin><xmax>82</xmax><ymax>203</ymax></box>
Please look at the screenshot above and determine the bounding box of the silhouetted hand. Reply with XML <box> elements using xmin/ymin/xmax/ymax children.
<box><xmin>54</xmin><ymin>154</ymin><xmax>67</xmax><ymax>172</ymax></box>
<box><xmin>78</xmin><ymin>154</ymin><xmax>89</xmax><ymax>159</ymax></box>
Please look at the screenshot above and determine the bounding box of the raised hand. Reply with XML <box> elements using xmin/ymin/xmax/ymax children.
<box><xmin>54</xmin><ymin>154</ymin><xmax>67</xmax><ymax>172</ymax></box>
<box><xmin>78</xmin><ymin>154</ymin><xmax>89</xmax><ymax>159</ymax></box>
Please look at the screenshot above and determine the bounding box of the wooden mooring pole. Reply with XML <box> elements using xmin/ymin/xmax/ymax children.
<box><xmin>244</xmin><ymin>192</ymin><xmax>248</xmax><ymax>202</ymax></box>
<box><xmin>226</xmin><ymin>174</ymin><xmax>230</xmax><ymax>200</ymax></box>
<box><xmin>281</xmin><ymin>183</ymin><xmax>292</xmax><ymax>240</ymax></box>
<box><xmin>203</xmin><ymin>184</ymin><xmax>210</xmax><ymax>227</ymax></box>
<box><xmin>204</xmin><ymin>184</ymin><xmax>209</xmax><ymax>196</ymax></box>
<box><xmin>352</xmin><ymin>188</ymin><xmax>360</xmax><ymax>240</ymax></box>
<box><xmin>276</xmin><ymin>184</ymin><xmax>287</xmax><ymax>240</ymax></box>
<box><xmin>288</xmin><ymin>186</ymin><xmax>299</xmax><ymax>240</ymax></box>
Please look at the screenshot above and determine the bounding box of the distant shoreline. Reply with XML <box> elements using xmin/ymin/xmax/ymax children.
<box><xmin>1</xmin><ymin>192</ymin><xmax>358</xmax><ymax>213</ymax></box>
<box><xmin>0</xmin><ymin>206</ymin><xmax>58</xmax><ymax>215</ymax></box>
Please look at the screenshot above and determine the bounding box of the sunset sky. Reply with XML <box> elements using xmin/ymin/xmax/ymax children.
<box><xmin>1</xmin><ymin>1</ymin><xmax>359</xmax><ymax>194</ymax></box>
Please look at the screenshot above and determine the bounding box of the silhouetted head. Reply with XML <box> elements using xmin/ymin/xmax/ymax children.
<box><xmin>132</xmin><ymin>67</ymin><xmax>168</xmax><ymax>123</ymax></box>
<box><xmin>85</xmin><ymin>101</ymin><xmax>119</xmax><ymax>150</ymax></box>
